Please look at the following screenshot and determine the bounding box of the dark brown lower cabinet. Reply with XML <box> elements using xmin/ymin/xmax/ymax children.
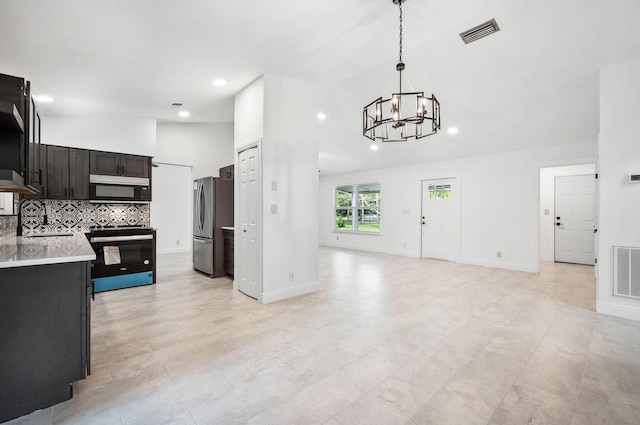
<box><xmin>223</xmin><ymin>229</ymin><xmax>234</xmax><ymax>277</ymax></box>
<box><xmin>0</xmin><ymin>261</ymin><xmax>91</xmax><ymax>423</ymax></box>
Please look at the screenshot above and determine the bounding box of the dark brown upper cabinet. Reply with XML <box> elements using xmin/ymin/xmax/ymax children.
<box><xmin>46</xmin><ymin>146</ymin><xmax>90</xmax><ymax>200</ymax></box>
<box><xmin>90</xmin><ymin>151</ymin><xmax>150</xmax><ymax>178</ymax></box>
<box><xmin>0</xmin><ymin>73</ymin><xmax>41</xmax><ymax>193</ymax></box>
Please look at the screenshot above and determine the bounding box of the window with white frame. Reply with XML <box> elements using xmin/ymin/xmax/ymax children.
<box><xmin>335</xmin><ymin>183</ymin><xmax>381</xmax><ymax>233</ymax></box>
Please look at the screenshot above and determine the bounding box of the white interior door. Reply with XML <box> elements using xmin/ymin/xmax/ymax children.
<box><xmin>554</xmin><ymin>174</ymin><xmax>596</xmax><ymax>265</ymax></box>
<box><xmin>238</xmin><ymin>146</ymin><xmax>261</xmax><ymax>299</ymax></box>
<box><xmin>421</xmin><ymin>178</ymin><xmax>459</xmax><ymax>261</ymax></box>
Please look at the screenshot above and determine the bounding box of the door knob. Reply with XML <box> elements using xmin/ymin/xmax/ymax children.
<box><xmin>556</xmin><ymin>222</ymin><xmax>562</xmax><ymax>226</ymax></box>
<box><xmin>422</xmin><ymin>222</ymin><xmax>426</xmax><ymax>225</ymax></box>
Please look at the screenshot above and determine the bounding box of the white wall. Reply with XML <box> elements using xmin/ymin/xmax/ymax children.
<box><xmin>539</xmin><ymin>163</ymin><xmax>597</xmax><ymax>262</ymax></box>
<box><xmin>43</xmin><ymin>117</ymin><xmax>156</xmax><ymax>156</ymax></box>
<box><xmin>234</xmin><ymin>77</ymin><xmax>264</xmax><ymax>146</ymax></box>
<box><xmin>150</xmin><ymin>163</ymin><xmax>192</xmax><ymax>254</ymax></box>
<box><xmin>234</xmin><ymin>75</ymin><xmax>320</xmax><ymax>303</ymax></box>
<box><xmin>156</xmin><ymin>122</ymin><xmax>234</xmax><ymax>180</ymax></box>
<box><xmin>597</xmin><ymin>61</ymin><xmax>640</xmax><ymax>321</ymax></box>
<box><xmin>320</xmin><ymin>141</ymin><xmax>597</xmax><ymax>273</ymax></box>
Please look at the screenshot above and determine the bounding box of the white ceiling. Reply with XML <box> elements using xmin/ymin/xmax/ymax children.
<box><xmin>1</xmin><ymin>0</ymin><xmax>639</xmax><ymax>175</ymax></box>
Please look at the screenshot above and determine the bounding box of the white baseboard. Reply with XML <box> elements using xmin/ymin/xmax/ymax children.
<box><xmin>321</xmin><ymin>244</ymin><xmax>537</xmax><ymax>273</ymax></box>
<box><xmin>458</xmin><ymin>257</ymin><xmax>537</xmax><ymax>273</ymax></box>
<box><xmin>597</xmin><ymin>301</ymin><xmax>640</xmax><ymax>321</ymax></box>
<box><xmin>320</xmin><ymin>242</ymin><xmax>420</xmax><ymax>258</ymax></box>
<box><xmin>539</xmin><ymin>255</ymin><xmax>553</xmax><ymax>262</ymax></box>
<box><xmin>260</xmin><ymin>281</ymin><xmax>320</xmax><ymax>304</ymax></box>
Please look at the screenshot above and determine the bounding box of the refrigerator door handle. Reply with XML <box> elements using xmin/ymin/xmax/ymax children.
<box><xmin>194</xmin><ymin>238</ymin><xmax>212</xmax><ymax>244</ymax></box>
<box><xmin>196</xmin><ymin>182</ymin><xmax>200</xmax><ymax>233</ymax></box>
<box><xmin>199</xmin><ymin>183</ymin><xmax>205</xmax><ymax>233</ymax></box>
<box><xmin>196</xmin><ymin>182</ymin><xmax>202</xmax><ymax>234</ymax></box>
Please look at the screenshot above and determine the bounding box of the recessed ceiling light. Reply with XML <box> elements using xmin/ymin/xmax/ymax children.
<box><xmin>447</xmin><ymin>127</ymin><xmax>459</xmax><ymax>135</ymax></box>
<box><xmin>317</xmin><ymin>113</ymin><xmax>326</xmax><ymax>121</ymax></box>
<box><xmin>213</xmin><ymin>79</ymin><xmax>227</xmax><ymax>87</ymax></box>
<box><xmin>179</xmin><ymin>111</ymin><xmax>190</xmax><ymax>118</ymax></box>
<box><xmin>370</xmin><ymin>145</ymin><xmax>379</xmax><ymax>151</ymax></box>
<box><xmin>34</xmin><ymin>95</ymin><xmax>53</xmax><ymax>103</ymax></box>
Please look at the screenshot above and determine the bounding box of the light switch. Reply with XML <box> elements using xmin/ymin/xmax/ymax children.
<box><xmin>271</xmin><ymin>204</ymin><xmax>277</xmax><ymax>214</ymax></box>
<box><xmin>544</xmin><ymin>209</ymin><xmax>549</xmax><ymax>215</ymax></box>
<box><xmin>271</xmin><ymin>181</ymin><xmax>277</xmax><ymax>191</ymax></box>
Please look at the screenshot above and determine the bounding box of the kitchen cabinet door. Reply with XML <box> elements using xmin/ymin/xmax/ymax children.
<box><xmin>219</xmin><ymin>164</ymin><xmax>234</xmax><ymax>180</ymax></box>
<box><xmin>121</xmin><ymin>154</ymin><xmax>149</xmax><ymax>178</ymax></box>
<box><xmin>46</xmin><ymin>145</ymin><xmax>70</xmax><ymax>199</ymax></box>
<box><xmin>89</xmin><ymin>151</ymin><xmax>149</xmax><ymax>178</ymax></box>
<box><xmin>69</xmin><ymin>148</ymin><xmax>89</xmax><ymax>199</ymax></box>
<box><xmin>90</xmin><ymin>151</ymin><xmax>120</xmax><ymax>176</ymax></box>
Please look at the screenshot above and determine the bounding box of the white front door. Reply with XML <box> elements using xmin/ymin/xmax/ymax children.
<box><xmin>554</xmin><ymin>174</ymin><xmax>596</xmax><ymax>265</ymax></box>
<box><xmin>421</xmin><ymin>178</ymin><xmax>459</xmax><ymax>261</ymax></box>
<box><xmin>238</xmin><ymin>146</ymin><xmax>261</xmax><ymax>299</ymax></box>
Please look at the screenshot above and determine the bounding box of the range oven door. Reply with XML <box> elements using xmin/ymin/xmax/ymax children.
<box><xmin>90</xmin><ymin>234</ymin><xmax>154</xmax><ymax>278</ymax></box>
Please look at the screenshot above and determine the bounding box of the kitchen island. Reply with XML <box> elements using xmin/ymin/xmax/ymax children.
<box><xmin>0</xmin><ymin>233</ymin><xmax>95</xmax><ymax>423</ymax></box>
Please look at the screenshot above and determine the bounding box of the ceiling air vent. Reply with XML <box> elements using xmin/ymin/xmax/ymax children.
<box><xmin>460</xmin><ymin>19</ymin><xmax>500</xmax><ymax>44</ymax></box>
<box><xmin>170</xmin><ymin>102</ymin><xmax>183</xmax><ymax>108</ymax></box>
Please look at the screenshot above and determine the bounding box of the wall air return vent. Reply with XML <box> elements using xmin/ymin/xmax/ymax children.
<box><xmin>460</xmin><ymin>19</ymin><xmax>500</xmax><ymax>44</ymax></box>
<box><xmin>614</xmin><ymin>246</ymin><xmax>640</xmax><ymax>299</ymax></box>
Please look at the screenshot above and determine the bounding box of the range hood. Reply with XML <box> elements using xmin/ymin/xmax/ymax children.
<box><xmin>0</xmin><ymin>169</ymin><xmax>36</xmax><ymax>194</ymax></box>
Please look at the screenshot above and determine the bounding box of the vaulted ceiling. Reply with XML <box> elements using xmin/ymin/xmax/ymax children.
<box><xmin>1</xmin><ymin>0</ymin><xmax>639</xmax><ymax>174</ymax></box>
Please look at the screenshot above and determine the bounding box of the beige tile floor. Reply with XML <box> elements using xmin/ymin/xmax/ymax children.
<box><xmin>7</xmin><ymin>247</ymin><xmax>640</xmax><ymax>425</ymax></box>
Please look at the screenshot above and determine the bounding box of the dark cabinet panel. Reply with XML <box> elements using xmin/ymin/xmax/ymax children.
<box><xmin>219</xmin><ymin>164</ymin><xmax>234</xmax><ymax>180</ymax></box>
<box><xmin>121</xmin><ymin>154</ymin><xmax>149</xmax><ymax>178</ymax></box>
<box><xmin>46</xmin><ymin>146</ymin><xmax>69</xmax><ymax>199</ymax></box>
<box><xmin>90</xmin><ymin>151</ymin><xmax>119</xmax><ymax>176</ymax></box>
<box><xmin>0</xmin><ymin>73</ymin><xmax>41</xmax><ymax>193</ymax></box>
<box><xmin>0</xmin><ymin>261</ymin><xmax>91</xmax><ymax>423</ymax></box>
<box><xmin>69</xmin><ymin>148</ymin><xmax>90</xmax><ymax>199</ymax></box>
<box><xmin>90</xmin><ymin>151</ymin><xmax>150</xmax><ymax>178</ymax></box>
<box><xmin>28</xmin><ymin>98</ymin><xmax>43</xmax><ymax>193</ymax></box>
<box><xmin>223</xmin><ymin>229</ymin><xmax>234</xmax><ymax>277</ymax></box>
<box><xmin>46</xmin><ymin>146</ymin><xmax>90</xmax><ymax>200</ymax></box>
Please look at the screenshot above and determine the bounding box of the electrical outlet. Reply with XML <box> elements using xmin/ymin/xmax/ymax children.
<box><xmin>336</xmin><ymin>236</ymin><xmax>339</xmax><ymax>240</ymax></box>
<box><xmin>403</xmin><ymin>242</ymin><xmax>407</xmax><ymax>248</ymax></box>
<box><xmin>497</xmin><ymin>251</ymin><xmax>502</xmax><ymax>258</ymax></box>
<box><xmin>289</xmin><ymin>272</ymin><xmax>294</xmax><ymax>281</ymax></box>
<box><xmin>176</xmin><ymin>240</ymin><xmax>180</xmax><ymax>245</ymax></box>
<box><xmin>271</xmin><ymin>181</ymin><xmax>277</xmax><ymax>191</ymax></box>
<box><xmin>271</xmin><ymin>204</ymin><xmax>277</xmax><ymax>214</ymax></box>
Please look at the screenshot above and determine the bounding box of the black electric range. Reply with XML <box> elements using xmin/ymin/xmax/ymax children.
<box><xmin>87</xmin><ymin>225</ymin><xmax>156</xmax><ymax>292</ymax></box>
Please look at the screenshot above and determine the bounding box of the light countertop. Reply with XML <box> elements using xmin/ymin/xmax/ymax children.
<box><xmin>221</xmin><ymin>227</ymin><xmax>234</xmax><ymax>231</ymax></box>
<box><xmin>0</xmin><ymin>233</ymin><xmax>96</xmax><ymax>269</ymax></box>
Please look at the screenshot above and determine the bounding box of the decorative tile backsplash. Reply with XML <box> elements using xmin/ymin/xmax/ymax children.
<box><xmin>18</xmin><ymin>200</ymin><xmax>150</xmax><ymax>235</ymax></box>
<box><xmin>0</xmin><ymin>215</ymin><xmax>17</xmax><ymax>239</ymax></box>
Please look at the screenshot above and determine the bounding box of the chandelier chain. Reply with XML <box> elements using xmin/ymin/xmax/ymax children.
<box><xmin>398</xmin><ymin>1</ymin><xmax>403</xmax><ymax>63</ymax></box>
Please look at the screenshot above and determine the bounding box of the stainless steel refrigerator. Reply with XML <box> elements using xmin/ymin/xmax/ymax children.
<box><xmin>193</xmin><ymin>177</ymin><xmax>234</xmax><ymax>277</ymax></box>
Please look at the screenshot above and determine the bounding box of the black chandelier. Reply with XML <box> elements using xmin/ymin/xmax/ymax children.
<box><xmin>363</xmin><ymin>0</ymin><xmax>440</xmax><ymax>142</ymax></box>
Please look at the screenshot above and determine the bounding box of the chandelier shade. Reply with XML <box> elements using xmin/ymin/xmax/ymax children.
<box><xmin>362</xmin><ymin>0</ymin><xmax>441</xmax><ymax>142</ymax></box>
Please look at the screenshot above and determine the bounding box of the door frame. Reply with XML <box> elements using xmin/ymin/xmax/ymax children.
<box><xmin>420</xmin><ymin>175</ymin><xmax>461</xmax><ymax>262</ymax></box>
<box><xmin>234</xmin><ymin>138</ymin><xmax>263</xmax><ymax>300</ymax></box>
<box><xmin>535</xmin><ymin>158</ymin><xmax>597</xmax><ymax>274</ymax></box>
